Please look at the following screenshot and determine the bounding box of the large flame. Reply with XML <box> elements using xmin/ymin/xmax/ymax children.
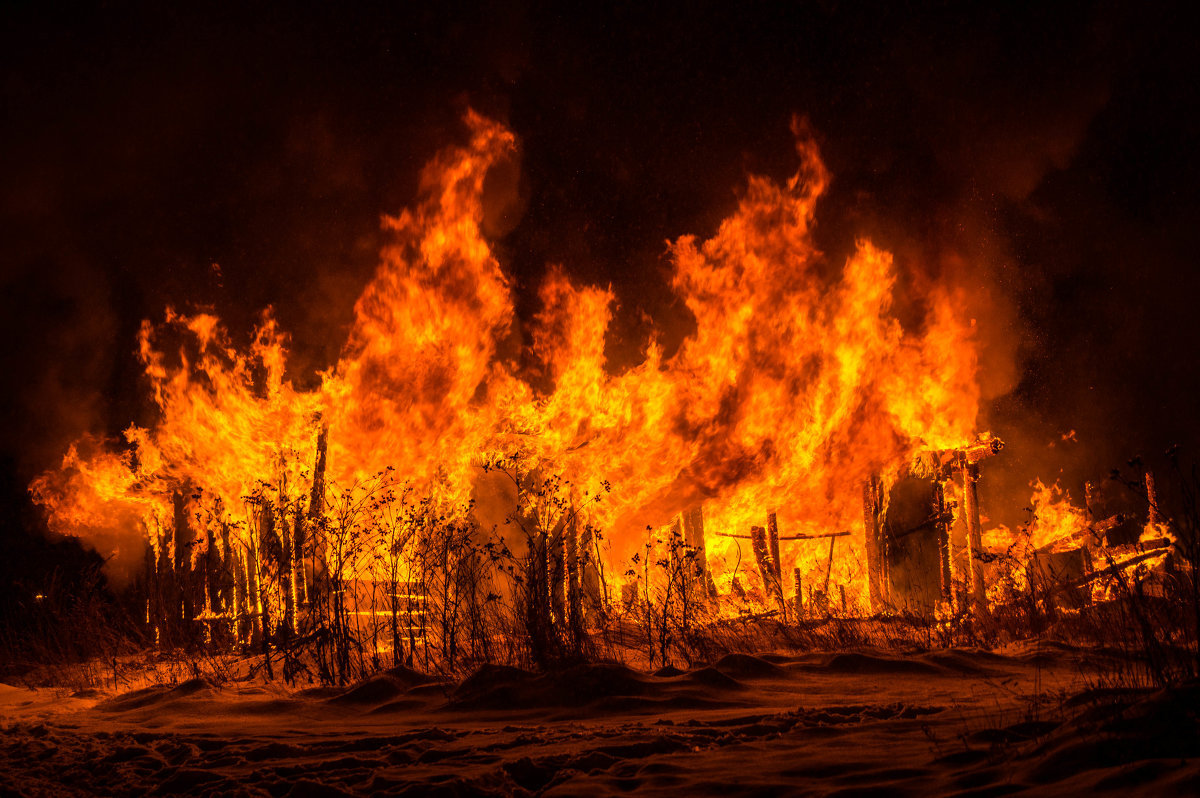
<box><xmin>33</xmin><ymin>112</ymin><xmax>984</xmax><ymax>603</ymax></box>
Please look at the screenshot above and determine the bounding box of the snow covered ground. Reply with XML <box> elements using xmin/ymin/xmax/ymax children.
<box><xmin>2</xmin><ymin>643</ymin><xmax>1197</xmax><ymax>796</ymax></box>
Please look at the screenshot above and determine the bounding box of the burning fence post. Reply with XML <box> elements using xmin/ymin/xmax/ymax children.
<box><xmin>301</xmin><ymin>423</ymin><xmax>329</xmax><ymax>610</ymax></box>
<box><xmin>954</xmin><ymin>437</ymin><xmax>1003</xmax><ymax>613</ymax></box>
<box><xmin>823</xmin><ymin>534</ymin><xmax>836</xmax><ymax>604</ymax></box>
<box><xmin>750</xmin><ymin>525</ymin><xmax>784</xmax><ymax>612</ymax></box>
<box><xmin>232</xmin><ymin>546</ymin><xmax>248</xmax><ymax>644</ymax></box>
<box><xmin>934</xmin><ymin>480</ymin><xmax>953</xmax><ymax>608</ymax></box>
<box><xmin>203</xmin><ymin>522</ymin><xmax>223</xmax><ymax>643</ymax></box>
<box><xmin>1145</xmin><ymin>471</ymin><xmax>1162</xmax><ymax>527</ymax></box>
<box><xmin>962</xmin><ymin>463</ymin><xmax>986</xmax><ymax>612</ymax></box>
<box><xmin>862</xmin><ymin>477</ymin><xmax>887</xmax><ymax>612</ymax></box>
<box><xmin>579</xmin><ymin>523</ymin><xmax>604</xmax><ymax>619</ymax></box>
<box><xmin>767</xmin><ymin>513</ymin><xmax>784</xmax><ymax>615</ymax></box>
<box><xmin>219</xmin><ymin>522</ymin><xmax>234</xmax><ymax>629</ymax></box>
<box><xmin>550</xmin><ymin>518</ymin><xmax>566</xmax><ymax>628</ymax></box>
<box><xmin>793</xmin><ymin>567</ymin><xmax>803</xmax><ymax>618</ymax></box>
<box><xmin>718</xmin><ymin>527</ymin><xmax>849</xmax><ymax>614</ymax></box>
<box><xmin>164</xmin><ymin>489</ymin><xmax>205</xmax><ymax>643</ymax></box>
<box><xmin>566</xmin><ymin>509</ymin><xmax>583</xmax><ymax>642</ymax></box>
<box><xmin>279</xmin><ymin>500</ymin><xmax>296</xmax><ymax>637</ymax></box>
<box><xmin>681</xmin><ymin>505</ymin><xmax>716</xmax><ymax>601</ymax></box>
<box><xmin>144</xmin><ymin>529</ymin><xmax>165</xmax><ymax>645</ymax></box>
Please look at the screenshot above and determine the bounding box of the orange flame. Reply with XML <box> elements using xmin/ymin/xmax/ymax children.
<box><xmin>34</xmin><ymin>112</ymin><xmax>987</xmax><ymax>603</ymax></box>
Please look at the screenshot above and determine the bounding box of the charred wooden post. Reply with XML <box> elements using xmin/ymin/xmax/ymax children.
<box><xmin>257</xmin><ymin>535</ymin><xmax>274</xmax><ymax>679</ymax></box>
<box><xmin>793</xmin><ymin>567</ymin><xmax>803</xmax><ymax>618</ymax></box>
<box><xmin>150</xmin><ymin>530</ymin><xmax>169</xmax><ymax>645</ymax></box>
<box><xmin>823</xmin><ymin>534</ymin><xmax>836</xmax><ymax>597</ymax></box>
<box><xmin>246</xmin><ymin>543</ymin><xmax>262</xmax><ymax>647</ymax></box>
<box><xmin>579</xmin><ymin>523</ymin><xmax>604</xmax><ymax>618</ymax></box>
<box><xmin>766</xmin><ymin>513</ymin><xmax>783</xmax><ymax>589</ymax></box>
<box><xmin>962</xmin><ymin>463</ymin><xmax>987</xmax><ymax>612</ymax></box>
<box><xmin>862</xmin><ymin>477</ymin><xmax>886</xmax><ymax>611</ymax></box>
<box><xmin>1089</xmin><ymin>513</ymin><xmax>1126</xmax><ymax>547</ymax></box>
<box><xmin>1145</xmin><ymin>471</ymin><xmax>1162</xmax><ymax>527</ymax></box>
<box><xmin>681</xmin><ymin>505</ymin><xmax>715</xmax><ymax>600</ymax></box>
<box><xmin>934</xmin><ymin>481</ymin><xmax>953</xmax><ymax>606</ymax></box>
<box><xmin>234</xmin><ymin>548</ymin><xmax>250</xmax><ymax>644</ymax></box>
<box><xmin>258</xmin><ymin>502</ymin><xmax>279</xmax><ymax>644</ymax></box>
<box><xmin>750</xmin><ymin>525</ymin><xmax>783</xmax><ymax>608</ymax></box>
<box><xmin>525</xmin><ymin>520</ymin><xmax>551</xmax><ymax>656</ymax></box>
<box><xmin>280</xmin><ymin>506</ymin><xmax>296</xmax><ymax>636</ymax></box>
<box><xmin>565</xmin><ymin>511</ymin><xmax>583</xmax><ymax>640</ymax></box>
<box><xmin>202</xmin><ymin>522</ymin><xmax>224</xmax><ymax>644</ymax></box>
<box><xmin>621</xmin><ymin>580</ymin><xmax>638</xmax><ymax>610</ymax></box>
<box><xmin>171</xmin><ymin>489</ymin><xmax>194</xmax><ymax>637</ymax></box>
<box><xmin>219</xmin><ymin>523</ymin><xmax>233</xmax><ymax>616</ymax></box>
<box><xmin>141</xmin><ymin>538</ymin><xmax>154</xmax><ymax>635</ymax></box>
<box><xmin>302</xmin><ymin>423</ymin><xmax>329</xmax><ymax>608</ymax></box>
<box><xmin>204</xmin><ymin>525</ymin><xmax>220</xmax><ymax>617</ymax></box>
<box><xmin>549</xmin><ymin>516</ymin><xmax>567</xmax><ymax>627</ymax></box>
<box><xmin>289</xmin><ymin>509</ymin><xmax>305</xmax><ymax>616</ymax></box>
<box><xmin>767</xmin><ymin>513</ymin><xmax>787</xmax><ymax>620</ymax></box>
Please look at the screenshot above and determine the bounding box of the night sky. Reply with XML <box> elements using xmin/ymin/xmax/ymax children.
<box><xmin>2</xmin><ymin>1</ymin><xmax>1198</xmax><ymax>582</ymax></box>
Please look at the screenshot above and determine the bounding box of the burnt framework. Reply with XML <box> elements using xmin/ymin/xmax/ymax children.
<box><xmin>862</xmin><ymin>436</ymin><xmax>1004</xmax><ymax>615</ymax></box>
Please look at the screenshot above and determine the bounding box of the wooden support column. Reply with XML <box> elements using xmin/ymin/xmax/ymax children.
<box><xmin>204</xmin><ymin>525</ymin><xmax>220</xmax><ymax>617</ymax></box>
<box><xmin>862</xmin><ymin>477</ymin><xmax>886</xmax><ymax>612</ymax></box>
<box><xmin>767</xmin><ymin>513</ymin><xmax>783</xmax><ymax>587</ymax></box>
<box><xmin>767</xmin><ymin>513</ymin><xmax>786</xmax><ymax>620</ymax></box>
<box><xmin>750</xmin><ymin>525</ymin><xmax>784</xmax><ymax>609</ymax></box>
<box><xmin>144</xmin><ymin>533</ymin><xmax>162</xmax><ymax>645</ymax></box>
<box><xmin>303</xmin><ymin>424</ymin><xmax>329</xmax><ymax>608</ymax></box>
<box><xmin>549</xmin><ymin>515</ymin><xmax>567</xmax><ymax>626</ymax></box>
<box><xmin>681</xmin><ymin>505</ymin><xmax>715</xmax><ymax>599</ymax></box>
<box><xmin>566</xmin><ymin>511</ymin><xmax>582</xmax><ymax>636</ymax></box>
<box><xmin>578</xmin><ymin>523</ymin><xmax>603</xmax><ymax>618</ymax></box>
<box><xmin>171</xmin><ymin>489</ymin><xmax>194</xmax><ymax>636</ymax></box>
<box><xmin>219</xmin><ymin>523</ymin><xmax>233</xmax><ymax>616</ymax></box>
<box><xmin>233</xmin><ymin>547</ymin><xmax>249</xmax><ymax>644</ymax></box>
<box><xmin>962</xmin><ymin>463</ymin><xmax>987</xmax><ymax>612</ymax></box>
<box><xmin>281</xmin><ymin>504</ymin><xmax>296</xmax><ymax>636</ymax></box>
<box><xmin>1145</xmin><ymin>471</ymin><xmax>1161</xmax><ymax>527</ymax></box>
<box><xmin>934</xmin><ymin>481</ymin><xmax>953</xmax><ymax>606</ymax></box>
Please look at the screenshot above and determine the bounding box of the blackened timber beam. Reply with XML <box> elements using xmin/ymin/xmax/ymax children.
<box><xmin>962</xmin><ymin>463</ymin><xmax>987</xmax><ymax>612</ymax></box>
<box><xmin>680</xmin><ymin>505</ymin><xmax>715</xmax><ymax>600</ymax></box>
<box><xmin>862</xmin><ymin>477</ymin><xmax>886</xmax><ymax>612</ymax></box>
<box><xmin>750</xmin><ymin>525</ymin><xmax>784</xmax><ymax>608</ymax></box>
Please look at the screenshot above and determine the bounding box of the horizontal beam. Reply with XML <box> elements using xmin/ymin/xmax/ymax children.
<box><xmin>717</xmin><ymin>530</ymin><xmax>851</xmax><ymax>541</ymax></box>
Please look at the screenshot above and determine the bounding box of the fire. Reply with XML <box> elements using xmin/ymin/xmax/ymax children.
<box><xmin>33</xmin><ymin>111</ymin><xmax>988</xmax><ymax>625</ymax></box>
<box><xmin>1025</xmin><ymin>479</ymin><xmax>1092</xmax><ymax>552</ymax></box>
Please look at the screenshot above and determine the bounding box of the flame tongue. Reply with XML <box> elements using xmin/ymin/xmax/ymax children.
<box><xmin>33</xmin><ymin>112</ymin><xmax>986</xmax><ymax>597</ymax></box>
<box><xmin>328</xmin><ymin>112</ymin><xmax>517</xmax><ymax>494</ymax></box>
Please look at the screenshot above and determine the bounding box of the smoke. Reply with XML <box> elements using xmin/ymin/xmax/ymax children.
<box><xmin>0</xmin><ymin>250</ymin><xmax>117</xmax><ymax>484</ymax></box>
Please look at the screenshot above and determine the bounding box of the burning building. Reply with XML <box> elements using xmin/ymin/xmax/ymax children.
<box><xmin>24</xmin><ymin>110</ymin><xmax>1180</xmax><ymax>669</ymax></box>
<box><xmin>3</xmin><ymin>5</ymin><xmax>1198</xmax><ymax>795</ymax></box>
